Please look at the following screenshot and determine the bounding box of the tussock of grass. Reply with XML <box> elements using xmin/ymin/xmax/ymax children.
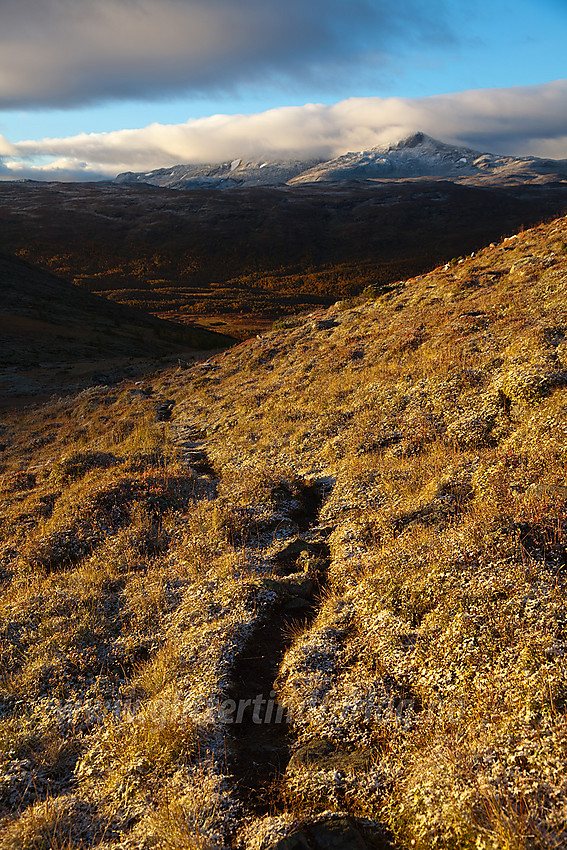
<box><xmin>0</xmin><ymin>795</ymin><xmax>96</xmax><ymax>850</ymax></box>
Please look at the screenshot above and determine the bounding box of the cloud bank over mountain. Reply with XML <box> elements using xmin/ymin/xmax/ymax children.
<box><xmin>2</xmin><ymin>82</ymin><xmax>567</xmax><ymax>182</ymax></box>
<box><xmin>0</xmin><ymin>0</ymin><xmax>453</xmax><ymax>109</ymax></box>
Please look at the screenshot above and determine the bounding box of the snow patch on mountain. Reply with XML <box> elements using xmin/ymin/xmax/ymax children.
<box><xmin>114</xmin><ymin>133</ymin><xmax>567</xmax><ymax>190</ymax></box>
<box><xmin>115</xmin><ymin>157</ymin><xmax>323</xmax><ymax>189</ymax></box>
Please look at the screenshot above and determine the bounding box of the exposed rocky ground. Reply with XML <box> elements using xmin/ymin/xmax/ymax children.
<box><xmin>1</xmin><ymin>215</ymin><xmax>567</xmax><ymax>847</ymax></box>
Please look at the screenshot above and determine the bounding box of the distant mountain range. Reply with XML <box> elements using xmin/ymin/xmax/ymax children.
<box><xmin>115</xmin><ymin>132</ymin><xmax>567</xmax><ymax>189</ymax></box>
<box><xmin>115</xmin><ymin>157</ymin><xmax>322</xmax><ymax>190</ymax></box>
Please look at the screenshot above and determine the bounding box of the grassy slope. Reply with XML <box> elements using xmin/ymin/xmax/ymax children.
<box><xmin>2</xmin><ymin>217</ymin><xmax>567</xmax><ymax>847</ymax></box>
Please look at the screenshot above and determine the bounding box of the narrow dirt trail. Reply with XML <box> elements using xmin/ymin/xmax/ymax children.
<box><xmin>170</xmin><ymin>421</ymin><xmax>395</xmax><ymax>846</ymax></box>
<box><xmin>170</xmin><ymin>422</ymin><xmax>216</xmax><ymax>475</ymax></box>
<box><xmin>228</xmin><ymin>529</ymin><xmax>331</xmax><ymax>816</ymax></box>
<box><xmin>172</xmin><ymin>419</ymin><xmax>332</xmax><ymax>814</ymax></box>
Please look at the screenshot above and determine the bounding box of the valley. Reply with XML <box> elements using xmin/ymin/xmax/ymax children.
<box><xmin>1</xmin><ymin>177</ymin><xmax>567</xmax><ymax>337</ymax></box>
<box><xmin>0</xmin><ymin>252</ymin><xmax>233</xmax><ymax>407</ymax></box>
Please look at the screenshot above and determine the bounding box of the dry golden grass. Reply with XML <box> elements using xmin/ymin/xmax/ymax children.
<box><xmin>2</xmin><ymin>216</ymin><xmax>567</xmax><ymax>846</ymax></box>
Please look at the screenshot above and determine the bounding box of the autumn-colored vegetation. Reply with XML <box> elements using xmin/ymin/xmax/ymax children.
<box><xmin>2</xmin><ymin>179</ymin><xmax>567</xmax><ymax>337</ymax></box>
<box><xmin>2</xmin><ymin>216</ymin><xmax>567</xmax><ymax>847</ymax></box>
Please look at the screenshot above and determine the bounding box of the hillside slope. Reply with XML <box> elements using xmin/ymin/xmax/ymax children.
<box><xmin>2</xmin><ymin>217</ymin><xmax>567</xmax><ymax>847</ymax></box>
<box><xmin>2</xmin><ymin>179</ymin><xmax>567</xmax><ymax>337</ymax></box>
<box><xmin>0</xmin><ymin>252</ymin><xmax>234</xmax><ymax>404</ymax></box>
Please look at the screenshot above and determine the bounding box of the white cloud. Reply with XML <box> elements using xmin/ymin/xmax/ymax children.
<box><xmin>0</xmin><ymin>0</ymin><xmax>451</xmax><ymax>108</ymax></box>
<box><xmin>2</xmin><ymin>81</ymin><xmax>567</xmax><ymax>181</ymax></box>
<box><xmin>530</xmin><ymin>136</ymin><xmax>567</xmax><ymax>159</ymax></box>
<box><xmin>0</xmin><ymin>157</ymin><xmax>108</xmax><ymax>182</ymax></box>
<box><xmin>0</xmin><ymin>135</ymin><xmax>17</xmax><ymax>155</ymax></box>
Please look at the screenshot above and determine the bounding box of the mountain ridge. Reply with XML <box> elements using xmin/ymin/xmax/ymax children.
<box><xmin>114</xmin><ymin>156</ymin><xmax>324</xmax><ymax>190</ymax></box>
<box><xmin>115</xmin><ymin>132</ymin><xmax>567</xmax><ymax>189</ymax></box>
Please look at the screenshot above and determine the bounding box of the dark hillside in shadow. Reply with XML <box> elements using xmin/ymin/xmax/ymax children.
<box><xmin>1</xmin><ymin>180</ymin><xmax>567</xmax><ymax>335</ymax></box>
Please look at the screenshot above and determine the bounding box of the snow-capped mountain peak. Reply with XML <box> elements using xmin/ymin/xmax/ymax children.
<box><xmin>114</xmin><ymin>133</ymin><xmax>567</xmax><ymax>190</ymax></box>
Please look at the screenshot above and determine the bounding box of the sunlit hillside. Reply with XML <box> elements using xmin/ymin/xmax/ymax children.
<box><xmin>2</xmin><ymin>216</ymin><xmax>567</xmax><ymax>848</ymax></box>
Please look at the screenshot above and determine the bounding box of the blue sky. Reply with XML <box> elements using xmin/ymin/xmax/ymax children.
<box><xmin>0</xmin><ymin>0</ymin><xmax>566</xmax><ymax>179</ymax></box>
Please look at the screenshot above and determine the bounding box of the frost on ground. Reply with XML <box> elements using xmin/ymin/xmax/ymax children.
<box><xmin>2</xmin><ymin>216</ymin><xmax>567</xmax><ymax>847</ymax></box>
